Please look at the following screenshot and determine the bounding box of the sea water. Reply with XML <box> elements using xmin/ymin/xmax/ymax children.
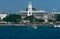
<box><xmin>0</xmin><ymin>26</ymin><xmax>60</xmax><ymax>39</ymax></box>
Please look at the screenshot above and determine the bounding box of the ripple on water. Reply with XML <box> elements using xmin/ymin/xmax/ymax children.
<box><xmin>0</xmin><ymin>26</ymin><xmax>60</xmax><ymax>39</ymax></box>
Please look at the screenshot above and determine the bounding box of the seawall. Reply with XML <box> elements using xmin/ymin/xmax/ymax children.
<box><xmin>0</xmin><ymin>23</ymin><xmax>54</xmax><ymax>26</ymax></box>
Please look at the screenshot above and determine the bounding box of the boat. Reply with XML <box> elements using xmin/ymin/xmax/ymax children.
<box><xmin>34</xmin><ymin>26</ymin><xmax>37</xmax><ymax>29</ymax></box>
<box><xmin>32</xmin><ymin>26</ymin><xmax>37</xmax><ymax>29</ymax></box>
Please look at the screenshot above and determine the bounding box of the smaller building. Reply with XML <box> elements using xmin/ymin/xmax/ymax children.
<box><xmin>0</xmin><ymin>13</ymin><xmax>8</xmax><ymax>20</ymax></box>
<box><xmin>50</xmin><ymin>12</ymin><xmax>60</xmax><ymax>20</ymax></box>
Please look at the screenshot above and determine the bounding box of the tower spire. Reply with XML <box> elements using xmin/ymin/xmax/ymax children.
<box><xmin>27</xmin><ymin>1</ymin><xmax>32</xmax><ymax>16</ymax></box>
<box><xmin>29</xmin><ymin>1</ymin><xmax>32</xmax><ymax>5</ymax></box>
<box><xmin>28</xmin><ymin>1</ymin><xmax>32</xmax><ymax>10</ymax></box>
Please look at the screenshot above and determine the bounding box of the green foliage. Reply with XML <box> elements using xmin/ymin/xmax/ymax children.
<box><xmin>24</xmin><ymin>15</ymin><xmax>45</xmax><ymax>23</ymax></box>
<box><xmin>55</xmin><ymin>14</ymin><xmax>60</xmax><ymax>21</ymax></box>
<box><xmin>48</xmin><ymin>19</ymin><xmax>53</xmax><ymax>22</ymax></box>
<box><xmin>24</xmin><ymin>15</ymin><xmax>35</xmax><ymax>23</ymax></box>
<box><xmin>3</xmin><ymin>14</ymin><xmax>22</xmax><ymax>23</ymax></box>
<box><xmin>36</xmin><ymin>19</ymin><xmax>45</xmax><ymax>22</ymax></box>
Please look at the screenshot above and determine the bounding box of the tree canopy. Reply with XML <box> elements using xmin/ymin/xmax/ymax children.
<box><xmin>24</xmin><ymin>15</ymin><xmax>35</xmax><ymax>23</ymax></box>
<box><xmin>24</xmin><ymin>15</ymin><xmax>45</xmax><ymax>23</ymax></box>
<box><xmin>55</xmin><ymin>14</ymin><xmax>60</xmax><ymax>21</ymax></box>
<box><xmin>3</xmin><ymin>14</ymin><xmax>22</xmax><ymax>23</ymax></box>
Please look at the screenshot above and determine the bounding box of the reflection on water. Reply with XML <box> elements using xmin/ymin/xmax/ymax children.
<box><xmin>0</xmin><ymin>26</ymin><xmax>60</xmax><ymax>39</ymax></box>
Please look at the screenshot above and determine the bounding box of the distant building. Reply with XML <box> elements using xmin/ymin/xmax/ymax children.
<box><xmin>18</xmin><ymin>1</ymin><xmax>50</xmax><ymax>22</ymax></box>
<box><xmin>50</xmin><ymin>12</ymin><xmax>60</xmax><ymax>20</ymax></box>
<box><xmin>0</xmin><ymin>12</ymin><xmax>8</xmax><ymax>20</ymax></box>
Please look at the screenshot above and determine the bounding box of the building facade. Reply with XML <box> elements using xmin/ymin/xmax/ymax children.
<box><xmin>18</xmin><ymin>2</ymin><xmax>51</xmax><ymax>22</ymax></box>
<box><xmin>0</xmin><ymin>13</ymin><xmax>8</xmax><ymax>20</ymax></box>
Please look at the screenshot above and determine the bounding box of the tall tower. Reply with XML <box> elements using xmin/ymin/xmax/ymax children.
<box><xmin>27</xmin><ymin>1</ymin><xmax>32</xmax><ymax>16</ymax></box>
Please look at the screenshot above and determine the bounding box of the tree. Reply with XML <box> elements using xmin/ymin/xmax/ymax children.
<box><xmin>3</xmin><ymin>14</ymin><xmax>22</xmax><ymax>23</ymax></box>
<box><xmin>36</xmin><ymin>19</ymin><xmax>45</xmax><ymax>22</ymax></box>
<box><xmin>24</xmin><ymin>15</ymin><xmax>45</xmax><ymax>23</ymax></box>
<box><xmin>48</xmin><ymin>19</ymin><xmax>53</xmax><ymax>22</ymax></box>
<box><xmin>24</xmin><ymin>15</ymin><xmax>37</xmax><ymax>23</ymax></box>
<box><xmin>55</xmin><ymin>14</ymin><xmax>60</xmax><ymax>21</ymax></box>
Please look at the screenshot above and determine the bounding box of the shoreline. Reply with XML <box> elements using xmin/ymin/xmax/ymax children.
<box><xmin>0</xmin><ymin>23</ymin><xmax>54</xmax><ymax>26</ymax></box>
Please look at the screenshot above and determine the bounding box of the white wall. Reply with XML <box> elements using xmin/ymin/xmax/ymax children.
<box><xmin>0</xmin><ymin>14</ymin><xmax>7</xmax><ymax>20</ymax></box>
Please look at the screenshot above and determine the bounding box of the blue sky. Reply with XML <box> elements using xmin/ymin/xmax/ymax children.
<box><xmin>0</xmin><ymin>0</ymin><xmax>60</xmax><ymax>13</ymax></box>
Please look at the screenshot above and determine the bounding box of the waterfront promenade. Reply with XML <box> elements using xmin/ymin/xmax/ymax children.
<box><xmin>0</xmin><ymin>23</ymin><xmax>54</xmax><ymax>26</ymax></box>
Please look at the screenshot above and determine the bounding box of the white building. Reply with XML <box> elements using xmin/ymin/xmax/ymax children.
<box><xmin>0</xmin><ymin>12</ymin><xmax>8</xmax><ymax>20</ymax></box>
<box><xmin>19</xmin><ymin>2</ymin><xmax>50</xmax><ymax>22</ymax></box>
<box><xmin>50</xmin><ymin>12</ymin><xmax>60</xmax><ymax>20</ymax></box>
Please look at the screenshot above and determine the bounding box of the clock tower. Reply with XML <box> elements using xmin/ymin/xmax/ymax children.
<box><xmin>27</xmin><ymin>1</ymin><xmax>32</xmax><ymax>16</ymax></box>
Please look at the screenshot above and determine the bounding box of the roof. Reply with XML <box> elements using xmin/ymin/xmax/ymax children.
<box><xmin>51</xmin><ymin>12</ymin><xmax>60</xmax><ymax>14</ymax></box>
<box><xmin>19</xmin><ymin>10</ymin><xmax>48</xmax><ymax>13</ymax></box>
